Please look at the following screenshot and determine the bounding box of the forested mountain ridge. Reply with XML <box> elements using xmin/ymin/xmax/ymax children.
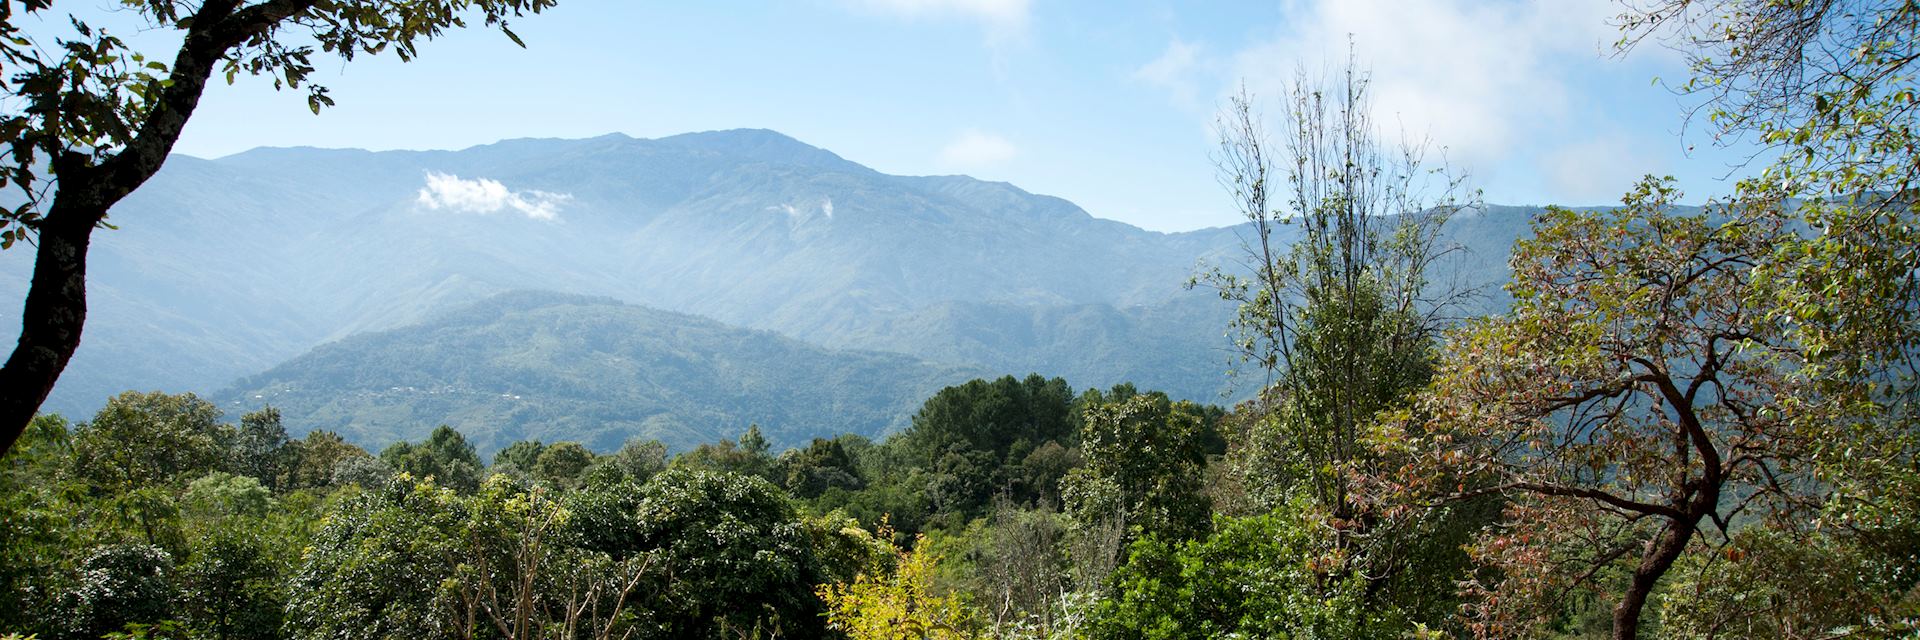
<box><xmin>215</xmin><ymin>290</ymin><xmax>983</xmax><ymax>456</ymax></box>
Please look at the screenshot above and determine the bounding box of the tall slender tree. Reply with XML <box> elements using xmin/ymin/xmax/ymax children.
<box><xmin>1192</xmin><ymin>51</ymin><xmax>1474</xmax><ymax>520</ymax></box>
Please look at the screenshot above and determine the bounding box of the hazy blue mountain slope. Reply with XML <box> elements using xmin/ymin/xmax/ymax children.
<box><xmin>0</xmin><ymin>155</ymin><xmax>359</xmax><ymax>406</ymax></box>
<box><xmin>831</xmin><ymin>297</ymin><xmax>1243</xmax><ymax>403</ymax></box>
<box><xmin>217</xmin><ymin>291</ymin><xmax>983</xmax><ymax>456</ymax></box>
<box><xmin>0</xmin><ymin>128</ymin><xmax>1540</xmax><ymax>443</ymax></box>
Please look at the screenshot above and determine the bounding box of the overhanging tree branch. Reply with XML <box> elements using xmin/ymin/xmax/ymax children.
<box><xmin>0</xmin><ymin>0</ymin><xmax>554</xmax><ymax>459</ymax></box>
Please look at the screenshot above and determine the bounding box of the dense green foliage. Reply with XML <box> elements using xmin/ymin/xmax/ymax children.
<box><xmin>1062</xmin><ymin>393</ymin><xmax>1214</xmax><ymax>547</ymax></box>
<box><xmin>1091</xmin><ymin>501</ymin><xmax>1394</xmax><ymax>640</ymax></box>
<box><xmin>379</xmin><ymin>425</ymin><xmax>485</xmax><ymax>493</ymax></box>
<box><xmin>895</xmin><ymin>375</ymin><xmax>1077</xmax><ymax>522</ymax></box>
<box><xmin>0</xmin><ymin>375</ymin><xmax>1227</xmax><ymax>639</ymax></box>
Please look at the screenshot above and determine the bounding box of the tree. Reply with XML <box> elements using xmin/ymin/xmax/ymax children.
<box><xmin>327</xmin><ymin>455</ymin><xmax>392</xmax><ymax>489</ymax></box>
<box><xmin>779</xmin><ymin>436</ymin><xmax>864</xmax><ymax>500</ymax></box>
<box><xmin>444</xmin><ymin>475</ymin><xmax>650</xmax><ymax>640</ymax></box>
<box><xmin>672</xmin><ymin>428</ymin><xmax>778</xmax><ymax>484</ymax></box>
<box><xmin>898</xmin><ymin>375</ymin><xmax>1078</xmax><ymax>521</ymax></box>
<box><xmin>1399</xmin><ymin>177</ymin><xmax>1912</xmax><ymax>639</ymax></box>
<box><xmin>1616</xmin><ymin>0</ymin><xmax>1918</xmax><ymax>196</ymax></box>
<box><xmin>1192</xmin><ymin>55</ymin><xmax>1471</xmax><ymax>521</ymax></box>
<box><xmin>1657</xmin><ymin>509</ymin><xmax>1920</xmax><ymax>638</ymax></box>
<box><xmin>230</xmin><ymin>407</ymin><xmax>294</xmax><ymax>491</ymax></box>
<box><xmin>1380</xmin><ymin>3</ymin><xmax>1920</xmax><ymax>637</ymax></box>
<box><xmin>67</xmin><ymin>543</ymin><xmax>177</xmax><ymax>640</ymax></box>
<box><xmin>1062</xmin><ymin>394</ymin><xmax>1212</xmax><ymax>553</ymax></box>
<box><xmin>0</xmin><ymin>414</ymin><xmax>77</xmax><ymax>634</ymax></box>
<box><xmin>638</xmin><ymin>468</ymin><xmax>831</xmax><ymax>637</ymax></box>
<box><xmin>0</xmin><ymin>0</ymin><xmax>557</xmax><ymax>459</ymax></box>
<box><xmin>601</xmin><ymin>437</ymin><xmax>667</xmax><ymax>484</ymax></box>
<box><xmin>817</xmin><ymin>531</ymin><xmax>979</xmax><ymax>640</ymax></box>
<box><xmin>289</xmin><ymin>473</ymin><xmax>650</xmax><ymax>640</ymax></box>
<box><xmin>489</xmin><ymin>439</ymin><xmax>545</xmax><ymax>481</ymax></box>
<box><xmin>72</xmin><ymin>391</ymin><xmax>228</xmax><ymax>531</ymax></box>
<box><xmin>1088</xmin><ymin>499</ymin><xmax>1413</xmax><ymax>640</ymax></box>
<box><xmin>380</xmin><ymin>425</ymin><xmax>484</xmax><ymax>493</ymax></box>
<box><xmin>1183</xmin><ymin>53</ymin><xmax>1495</xmax><ymax>638</ymax></box>
<box><xmin>285</xmin><ymin>475</ymin><xmax>466</xmax><ymax>640</ymax></box>
<box><xmin>808</xmin><ymin>437</ymin><xmax>936</xmax><ymax>538</ymax></box>
<box><xmin>570</xmin><ymin>468</ymin><xmax>834</xmax><ymax>638</ymax></box>
<box><xmin>969</xmin><ymin>501</ymin><xmax>1071</xmax><ymax>633</ymax></box>
<box><xmin>1616</xmin><ymin>0</ymin><xmax>1920</xmax><ymax>409</ymax></box>
<box><xmin>1015</xmin><ymin>439</ymin><xmax>1078</xmax><ymax>506</ymax></box>
<box><xmin>285</xmin><ymin>430</ymin><xmax>369</xmax><ymax>491</ymax></box>
<box><xmin>532</xmin><ymin>441</ymin><xmax>593</xmax><ymax>488</ymax></box>
<box><xmin>181</xmin><ymin>472</ymin><xmax>273</xmax><ymax>521</ymax></box>
<box><xmin>180</xmin><ymin>527</ymin><xmax>284</xmax><ymax>640</ymax></box>
<box><xmin>738</xmin><ymin>424</ymin><xmax>769</xmax><ymax>457</ymax></box>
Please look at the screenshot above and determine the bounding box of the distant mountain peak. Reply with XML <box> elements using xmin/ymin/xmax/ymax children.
<box><xmin>651</xmin><ymin>128</ymin><xmax>865</xmax><ymax>173</ymax></box>
<box><xmin>663</xmin><ymin>127</ymin><xmax>799</xmax><ymax>145</ymax></box>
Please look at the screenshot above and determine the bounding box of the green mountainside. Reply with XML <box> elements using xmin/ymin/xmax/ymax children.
<box><xmin>218</xmin><ymin>291</ymin><xmax>981</xmax><ymax>455</ymax></box>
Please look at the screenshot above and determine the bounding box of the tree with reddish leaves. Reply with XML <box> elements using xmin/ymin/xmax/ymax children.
<box><xmin>1385</xmin><ymin>2</ymin><xmax>1920</xmax><ymax>635</ymax></box>
<box><xmin>1398</xmin><ymin>175</ymin><xmax>1915</xmax><ymax>639</ymax></box>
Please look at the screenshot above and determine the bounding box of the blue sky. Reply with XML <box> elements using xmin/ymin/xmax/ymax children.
<box><xmin>140</xmin><ymin>0</ymin><xmax>1760</xmax><ymax>231</ymax></box>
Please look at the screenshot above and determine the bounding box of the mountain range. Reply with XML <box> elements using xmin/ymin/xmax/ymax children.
<box><xmin>0</xmin><ymin>129</ymin><xmax>1536</xmax><ymax>453</ymax></box>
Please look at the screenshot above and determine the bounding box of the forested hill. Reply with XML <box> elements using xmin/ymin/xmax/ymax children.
<box><xmin>216</xmin><ymin>291</ymin><xmax>983</xmax><ymax>456</ymax></box>
<box><xmin>0</xmin><ymin>128</ymin><xmax>1535</xmax><ymax>422</ymax></box>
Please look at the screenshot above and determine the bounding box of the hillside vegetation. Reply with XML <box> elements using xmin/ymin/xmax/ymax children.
<box><xmin>219</xmin><ymin>291</ymin><xmax>981</xmax><ymax>455</ymax></box>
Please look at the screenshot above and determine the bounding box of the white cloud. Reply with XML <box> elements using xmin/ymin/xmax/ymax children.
<box><xmin>765</xmin><ymin>197</ymin><xmax>836</xmax><ymax>221</ymax></box>
<box><xmin>1135</xmin><ymin>38</ymin><xmax>1206</xmax><ymax>108</ymax></box>
<box><xmin>850</xmin><ymin>0</ymin><xmax>1031</xmax><ymax>30</ymax></box>
<box><xmin>1136</xmin><ymin>38</ymin><xmax>1200</xmax><ymax>86</ymax></box>
<box><xmin>1224</xmin><ymin>0</ymin><xmax>1619</xmax><ymax>167</ymax></box>
<box><xmin>938</xmin><ymin>130</ymin><xmax>1018</xmax><ymax>169</ymax></box>
<box><xmin>1541</xmin><ymin>133</ymin><xmax>1667</xmax><ymax>204</ymax></box>
<box><xmin>415</xmin><ymin>172</ymin><xmax>570</xmax><ymax>221</ymax></box>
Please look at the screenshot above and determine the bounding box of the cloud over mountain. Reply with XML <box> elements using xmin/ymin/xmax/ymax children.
<box><xmin>416</xmin><ymin>172</ymin><xmax>571</xmax><ymax>221</ymax></box>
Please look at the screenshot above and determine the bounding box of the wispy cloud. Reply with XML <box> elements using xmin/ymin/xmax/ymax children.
<box><xmin>1134</xmin><ymin>38</ymin><xmax>1206</xmax><ymax>109</ymax></box>
<box><xmin>415</xmin><ymin>172</ymin><xmax>570</xmax><ymax>221</ymax></box>
<box><xmin>1214</xmin><ymin>0</ymin><xmax>1619</xmax><ymax>167</ymax></box>
<box><xmin>938</xmin><ymin>130</ymin><xmax>1018</xmax><ymax>170</ymax></box>
<box><xmin>765</xmin><ymin>197</ymin><xmax>836</xmax><ymax>221</ymax></box>
<box><xmin>1542</xmin><ymin>132</ymin><xmax>1667</xmax><ymax>204</ymax></box>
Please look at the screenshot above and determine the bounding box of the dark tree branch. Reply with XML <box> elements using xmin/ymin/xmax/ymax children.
<box><xmin>1450</xmin><ymin>481</ymin><xmax>1686</xmax><ymax>520</ymax></box>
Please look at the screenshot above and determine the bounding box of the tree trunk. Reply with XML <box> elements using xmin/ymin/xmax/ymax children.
<box><xmin>0</xmin><ymin>201</ymin><xmax>104</xmax><ymax>454</ymax></box>
<box><xmin>0</xmin><ymin>0</ymin><xmax>255</xmax><ymax>458</ymax></box>
<box><xmin>1612</xmin><ymin>516</ymin><xmax>1699</xmax><ymax>640</ymax></box>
